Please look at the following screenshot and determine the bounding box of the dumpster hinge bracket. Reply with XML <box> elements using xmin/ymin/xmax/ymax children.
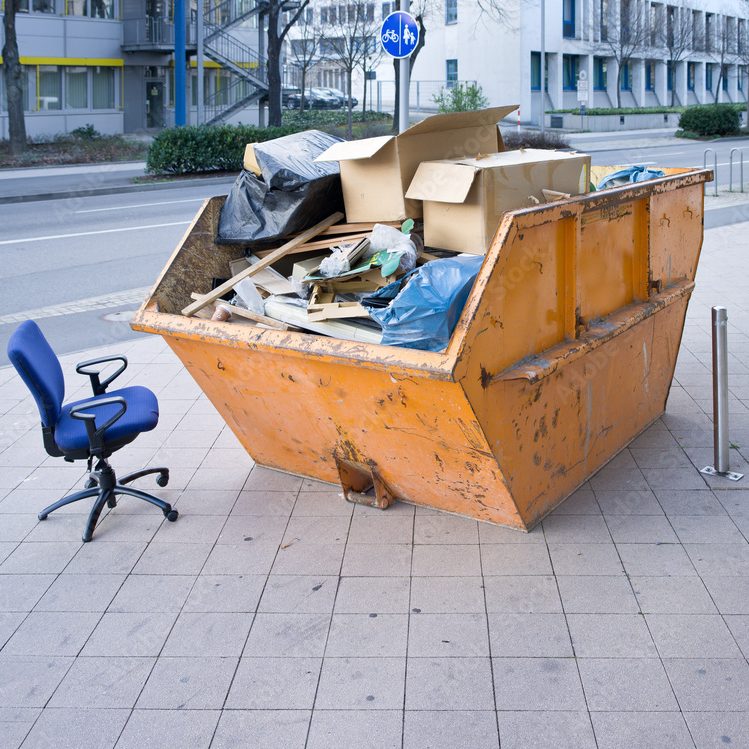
<box><xmin>333</xmin><ymin>452</ymin><xmax>396</xmax><ymax>510</ymax></box>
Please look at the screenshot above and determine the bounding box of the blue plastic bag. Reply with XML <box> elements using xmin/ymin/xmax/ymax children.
<box><xmin>362</xmin><ymin>255</ymin><xmax>485</xmax><ymax>352</ymax></box>
<box><xmin>596</xmin><ymin>165</ymin><xmax>665</xmax><ymax>191</ymax></box>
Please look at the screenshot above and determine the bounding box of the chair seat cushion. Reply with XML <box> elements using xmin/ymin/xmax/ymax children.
<box><xmin>55</xmin><ymin>386</ymin><xmax>159</xmax><ymax>453</ymax></box>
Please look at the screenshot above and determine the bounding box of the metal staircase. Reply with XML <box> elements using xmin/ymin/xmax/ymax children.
<box><xmin>202</xmin><ymin>0</ymin><xmax>268</xmax><ymax>124</ymax></box>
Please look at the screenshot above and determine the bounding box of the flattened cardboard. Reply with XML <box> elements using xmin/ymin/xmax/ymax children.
<box><xmin>315</xmin><ymin>105</ymin><xmax>518</xmax><ymax>223</ymax></box>
<box><xmin>406</xmin><ymin>149</ymin><xmax>591</xmax><ymax>254</ymax></box>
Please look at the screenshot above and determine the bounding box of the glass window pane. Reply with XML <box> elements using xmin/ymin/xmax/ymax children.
<box><xmin>91</xmin><ymin>0</ymin><xmax>114</xmax><ymax>18</ymax></box>
<box><xmin>65</xmin><ymin>67</ymin><xmax>88</xmax><ymax>108</ymax></box>
<box><xmin>38</xmin><ymin>66</ymin><xmax>62</xmax><ymax>110</ymax></box>
<box><xmin>93</xmin><ymin>67</ymin><xmax>115</xmax><ymax>108</ymax></box>
<box><xmin>33</xmin><ymin>0</ymin><xmax>56</xmax><ymax>12</ymax></box>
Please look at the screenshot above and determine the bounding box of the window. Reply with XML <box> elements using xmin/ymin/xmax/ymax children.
<box><xmin>687</xmin><ymin>61</ymin><xmax>695</xmax><ymax>91</ymax></box>
<box><xmin>740</xmin><ymin>19</ymin><xmax>746</xmax><ymax>54</ymax></box>
<box><xmin>531</xmin><ymin>51</ymin><xmax>541</xmax><ymax>91</ymax></box>
<box><xmin>650</xmin><ymin>3</ymin><xmax>658</xmax><ymax>46</ymax></box>
<box><xmin>563</xmin><ymin>54</ymin><xmax>579</xmax><ymax>90</ymax></box>
<box><xmin>645</xmin><ymin>61</ymin><xmax>655</xmax><ymax>91</ymax></box>
<box><xmin>666</xmin><ymin>6</ymin><xmax>675</xmax><ymax>47</ymax></box>
<box><xmin>65</xmin><ymin>67</ymin><xmax>88</xmax><ymax>108</ymax></box>
<box><xmin>600</xmin><ymin>0</ymin><xmax>608</xmax><ymax>40</ymax></box>
<box><xmin>305</xmin><ymin>7</ymin><xmax>313</xmax><ymax>23</ymax></box>
<box><xmin>367</xmin><ymin>2</ymin><xmax>374</xmax><ymax>21</ymax></box>
<box><xmin>706</xmin><ymin>64</ymin><xmax>713</xmax><ymax>91</ymax></box>
<box><xmin>594</xmin><ymin>56</ymin><xmax>607</xmax><ymax>90</ymax></box>
<box><xmin>705</xmin><ymin>13</ymin><xmax>713</xmax><ymax>52</ymax></box>
<box><xmin>66</xmin><ymin>0</ymin><xmax>114</xmax><ymax>17</ymax></box>
<box><xmin>33</xmin><ymin>0</ymin><xmax>56</xmax><ymax>12</ymax></box>
<box><xmin>667</xmin><ymin>61</ymin><xmax>673</xmax><ymax>91</ymax></box>
<box><xmin>38</xmin><ymin>66</ymin><xmax>62</xmax><ymax>110</ymax></box>
<box><xmin>92</xmin><ymin>67</ymin><xmax>115</xmax><ymax>109</ymax></box>
<box><xmin>320</xmin><ymin>7</ymin><xmax>328</xmax><ymax>22</ymax></box>
<box><xmin>692</xmin><ymin>10</ymin><xmax>701</xmax><ymax>51</ymax></box>
<box><xmin>740</xmin><ymin>65</ymin><xmax>746</xmax><ymax>92</ymax></box>
<box><xmin>446</xmin><ymin>59</ymin><xmax>458</xmax><ymax>87</ymax></box>
<box><xmin>722</xmin><ymin>64</ymin><xmax>728</xmax><ymax>92</ymax></box>
<box><xmin>446</xmin><ymin>0</ymin><xmax>457</xmax><ymax>24</ymax></box>
<box><xmin>563</xmin><ymin>0</ymin><xmax>575</xmax><ymax>38</ymax></box>
<box><xmin>381</xmin><ymin>1</ymin><xmax>391</xmax><ymax>18</ymax></box>
<box><xmin>620</xmin><ymin>62</ymin><xmax>631</xmax><ymax>90</ymax></box>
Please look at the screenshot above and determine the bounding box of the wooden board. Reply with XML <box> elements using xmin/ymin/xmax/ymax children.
<box><xmin>182</xmin><ymin>212</ymin><xmax>344</xmax><ymax>316</ymax></box>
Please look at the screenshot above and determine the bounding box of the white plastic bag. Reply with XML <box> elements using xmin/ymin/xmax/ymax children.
<box><xmin>233</xmin><ymin>278</ymin><xmax>265</xmax><ymax>316</ymax></box>
<box><xmin>368</xmin><ymin>223</ymin><xmax>418</xmax><ymax>273</ymax></box>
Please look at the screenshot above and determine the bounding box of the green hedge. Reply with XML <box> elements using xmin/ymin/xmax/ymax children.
<box><xmin>146</xmin><ymin>124</ymin><xmax>296</xmax><ymax>175</ymax></box>
<box><xmin>281</xmin><ymin>109</ymin><xmax>391</xmax><ymax>129</ymax></box>
<box><xmin>678</xmin><ymin>105</ymin><xmax>740</xmax><ymax>136</ymax></box>
<box><xmin>549</xmin><ymin>103</ymin><xmax>747</xmax><ymax>117</ymax></box>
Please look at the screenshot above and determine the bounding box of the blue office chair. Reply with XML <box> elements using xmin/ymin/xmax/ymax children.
<box><xmin>7</xmin><ymin>320</ymin><xmax>178</xmax><ymax>542</ymax></box>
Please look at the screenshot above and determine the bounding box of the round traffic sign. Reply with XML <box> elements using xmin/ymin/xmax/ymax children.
<box><xmin>380</xmin><ymin>11</ymin><xmax>420</xmax><ymax>59</ymax></box>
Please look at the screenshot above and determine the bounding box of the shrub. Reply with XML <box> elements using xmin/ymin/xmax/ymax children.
<box><xmin>433</xmin><ymin>83</ymin><xmax>489</xmax><ymax>113</ymax></box>
<box><xmin>502</xmin><ymin>129</ymin><xmax>570</xmax><ymax>150</ymax></box>
<box><xmin>281</xmin><ymin>109</ymin><xmax>391</xmax><ymax>129</ymax></box>
<box><xmin>678</xmin><ymin>105</ymin><xmax>740</xmax><ymax>137</ymax></box>
<box><xmin>70</xmin><ymin>124</ymin><xmax>101</xmax><ymax>139</ymax></box>
<box><xmin>146</xmin><ymin>123</ymin><xmax>296</xmax><ymax>175</ymax></box>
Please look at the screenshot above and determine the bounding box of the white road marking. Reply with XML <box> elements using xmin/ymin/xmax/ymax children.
<box><xmin>0</xmin><ymin>221</ymin><xmax>190</xmax><ymax>246</ymax></box>
<box><xmin>0</xmin><ymin>287</ymin><xmax>151</xmax><ymax>325</ymax></box>
<box><xmin>76</xmin><ymin>198</ymin><xmax>205</xmax><ymax>214</ymax></box>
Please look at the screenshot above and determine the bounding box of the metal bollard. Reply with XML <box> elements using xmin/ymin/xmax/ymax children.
<box><xmin>701</xmin><ymin>307</ymin><xmax>744</xmax><ymax>481</ymax></box>
<box><xmin>703</xmin><ymin>148</ymin><xmax>718</xmax><ymax>197</ymax></box>
<box><xmin>729</xmin><ymin>148</ymin><xmax>744</xmax><ymax>193</ymax></box>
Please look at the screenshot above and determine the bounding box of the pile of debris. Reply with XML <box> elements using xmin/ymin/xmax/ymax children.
<box><xmin>182</xmin><ymin>106</ymin><xmax>593</xmax><ymax>353</ymax></box>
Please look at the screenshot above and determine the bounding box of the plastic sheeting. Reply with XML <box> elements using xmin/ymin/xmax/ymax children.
<box><xmin>596</xmin><ymin>165</ymin><xmax>666</xmax><ymax>190</ymax></box>
<box><xmin>217</xmin><ymin>130</ymin><xmax>345</xmax><ymax>248</ymax></box>
<box><xmin>362</xmin><ymin>255</ymin><xmax>485</xmax><ymax>352</ymax></box>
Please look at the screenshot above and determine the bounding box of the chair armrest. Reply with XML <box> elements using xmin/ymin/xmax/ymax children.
<box><xmin>69</xmin><ymin>396</ymin><xmax>127</xmax><ymax>456</ymax></box>
<box><xmin>76</xmin><ymin>355</ymin><xmax>128</xmax><ymax>395</ymax></box>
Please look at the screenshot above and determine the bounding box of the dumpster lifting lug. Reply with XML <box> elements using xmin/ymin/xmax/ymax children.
<box><xmin>334</xmin><ymin>453</ymin><xmax>396</xmax><ymax>510</ymax></box>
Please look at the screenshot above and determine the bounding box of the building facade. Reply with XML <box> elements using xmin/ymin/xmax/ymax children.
<box><xmin>0</xmin><ymin>0</ymin><xmax>269</xmax><ymax>138</ymax></box>
<box><xmin>297</xmin><ymin>0</ymin><xmax>749</xmax><ymax>126</ymax></box>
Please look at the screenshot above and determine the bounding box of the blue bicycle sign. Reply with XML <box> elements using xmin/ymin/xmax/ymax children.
<box><xmin>380</xmin><ymin>10</ymin><xmax>419</xmax><ymax>58</ymax></box>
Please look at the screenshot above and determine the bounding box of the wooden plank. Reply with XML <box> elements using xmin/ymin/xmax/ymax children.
<box><xmin>189</xmin><ymin>293</ymin><xmax>290</xmax><ymax>330</ymax></box>
<box><xmin>182</xmin><ymin>212</ymin><xmax>344</xmax><ymax>316</ymax></box>
<box><xmin>254</xmin><ymin>232</ymin><xmax>370</xmax><ymax>258</ymax></box>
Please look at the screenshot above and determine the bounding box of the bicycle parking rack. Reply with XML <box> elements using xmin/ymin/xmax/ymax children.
<box><xmin>730</xmin><ymin>148</ymin><xmax>745</xmax><ymax>193</ymax></box>
<box><xmin>703</xmin><ymin>149</ymin><xmax>718</xmax><ymax>196</ymax></box>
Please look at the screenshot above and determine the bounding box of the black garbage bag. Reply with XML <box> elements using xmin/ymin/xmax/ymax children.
<box><xmin>217</xmin><ymin>130</ymin><xmax>345</xmax><ymax>248</ymax></box>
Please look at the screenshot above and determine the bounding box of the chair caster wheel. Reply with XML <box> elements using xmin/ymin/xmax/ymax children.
<box><xmin>157</xmin><ymin>472</ymin><xmax>169</xmax><ymax>487</ymax></box>
<box><xmin>38</xmin><ymin>512</ymin><xmax>48</xmax><ymax>521</ymax></box>
<box><xmin>165</xmin><ymin>509</ymin><xmax>178</xmax><ymax>522</ymax></box>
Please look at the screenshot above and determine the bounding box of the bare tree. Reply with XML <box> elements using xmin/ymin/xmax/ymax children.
<box><xmin>712</xmin><ymin>15</ymin><xmax>737</xmax><ymax>104</ymax></box>
<box><xmin>657</xmin><ymin>4</ymin><xmax>699</xmax><ymax>106</ymax></box>
<box><xmin>323</xmin><ymin>2</ymin><xmax>381</xmax><ymax>137</ymax></box>
<box><xmin>2</xmin><ymin>0</ymin><xmax>27</xmax><ymax>155</ymax></box>
<box><xmin>266</xmin><ymin>0</ymin><xmax>311</xmax><ymax>126</ymax></box>
<box><xmin>288</xmin><ymin>11</ymin><xmax>325</xmax><ymax>112</ymax></box>
<box><xmin>596</xmin><ymin>0</ymin><xmax>649</xmax><ymax>108</ymax></box>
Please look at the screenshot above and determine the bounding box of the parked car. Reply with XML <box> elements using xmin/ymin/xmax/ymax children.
<box><xmin>286</xmin><ymin>89</ymin><xmax>335</xmax><ymax>110</ymax></box>
<box><xmin>319</xmin><ymin>87</ymin><xmax>359</xmax><ymax>108</ymax></box>
<box><xmin>309</xmin><ymin>88</ymin><xmax>343</xmax><ymax>109</ymax></box>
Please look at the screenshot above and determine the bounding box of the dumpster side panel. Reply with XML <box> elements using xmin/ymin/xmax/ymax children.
<box><xmin>163</xmin><ymin>335</ymin><xmax>526</xmax><ymax>528</ymax></box>
<box><xmin>464</xmin><ymin>296</ymin><xmax>689</xmax><ymax>526</ymax></box>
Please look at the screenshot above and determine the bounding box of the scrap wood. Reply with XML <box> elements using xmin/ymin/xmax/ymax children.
<box><xmin>312</xmin><ymin>221</ymin><xmax>400</xmax><ymax>237</ymax></box>
<box><xmin>255</xmin><ymin>232</ymin><xmax>370</xmax><ymax>258</ymax></box>
<box><xmin>181</xmin><ymin>211</ymin><xmax>344</xmax><ymax>317</ymax></box>
<box><xmin>188</xmin><ymin>293</ymin><xmax>291</xmax><ymax>330</ymax></box>
<box><xmin>265</xmin><ymin>299</ymin><xmax>382</xmax><ymax>344</ymax></box>
<box><xmin>307</xmin><ymin>302</ymin><xmax>370</xmax><ymax>322</ymax></box>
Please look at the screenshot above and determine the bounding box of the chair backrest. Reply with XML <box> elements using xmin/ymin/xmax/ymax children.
<box><xmin>7</xmin><ymin>321</ymin><xmax>65</xmax><ymax>428</ymax></box>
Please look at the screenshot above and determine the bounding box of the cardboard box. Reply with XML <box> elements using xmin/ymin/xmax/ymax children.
<box><xmin>405</xmin><ymin>149</ymin><xmax>591</xmax><ymax>254</ymax></box>
<box><xmin>315</xmin><ymin>106</ymin><xmax>518</xmax><ymax>223</ymax></box>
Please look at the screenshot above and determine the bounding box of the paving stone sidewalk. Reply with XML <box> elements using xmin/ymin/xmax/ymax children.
<box><xmin>1</xmin><ymin>222</ymin><xmax>749</xmax><ymax>748</ymax></box>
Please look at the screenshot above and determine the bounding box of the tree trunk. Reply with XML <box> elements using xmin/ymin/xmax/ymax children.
<box><xmin>362</xmin><ymin>62</ymin><xmax>367</xmax><ymax>114</ymax></box>
<box><xmin>346</xmin><ymin>69</ymin><xmax>353</xmax><ymax>138</ymax></box>
<box><xmin>266</xmin><ymin>5</ymin><xmax>283</xmax><ymax>126</ymax></box>
<box><xmin>2</xmin><ymin>0</ymin><xmax>27</xmax><ymax>155</ymax></box>
<box><xmin>616</xmin><ymin>66</ymin><xmax>622</xmax><ymax>108</ymax></box>
<box><xmin>300</xmin><ymin>68</ymin><xmax>306</xmax><ymax>113</ymax></box>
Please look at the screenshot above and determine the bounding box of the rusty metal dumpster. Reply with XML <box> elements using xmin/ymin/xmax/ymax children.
<box><xmin>132</xmin><ymin>166</ymin><xmax>710</xmax><ymax>530</ymax></box>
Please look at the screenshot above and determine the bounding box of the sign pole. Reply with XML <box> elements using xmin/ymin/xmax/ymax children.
<box><xmin>175</xmin><ymin>0</ymin><xmax>186</xmax><ymax>127</ymax></box>
<box><xmin>197</xmin><ymin>0</ymin><xmax>204</xmax><ymax>125</ymax></box>
<box><xmin>540</xmin><ymin>0</ymin><xmax>546</xmax><ymax>133</ymax></box>
<box><xmin>399</xmin><ymin>0</ymin><xmax>410</xmax><ymax>133</ymax></box>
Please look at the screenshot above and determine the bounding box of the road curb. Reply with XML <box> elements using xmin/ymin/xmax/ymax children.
<box><xmin>0</xmin><ymin>174</ymin><xmax>235</xmax><ymax>205</ymax></box>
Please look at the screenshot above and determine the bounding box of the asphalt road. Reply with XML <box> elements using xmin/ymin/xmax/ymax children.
<box><xmin>0</xmin><ymin>136</ymin><xmax>747</xmax><ymax>367</ymax></box>
<box><xmin>0</xmin><ymin>179</ymin><xmax>234</xmax><ymax>366</ymax></box>
<box><xmin>575</xmin><ymin>134</ymin><xmax>749</xmax><ymax>189</ymax></box>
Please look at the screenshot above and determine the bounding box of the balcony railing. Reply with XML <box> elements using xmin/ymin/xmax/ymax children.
<box><xmin>122</xmin><ymin>17</ymin><xmax>196</xmax><ymax>48</ymax></box>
